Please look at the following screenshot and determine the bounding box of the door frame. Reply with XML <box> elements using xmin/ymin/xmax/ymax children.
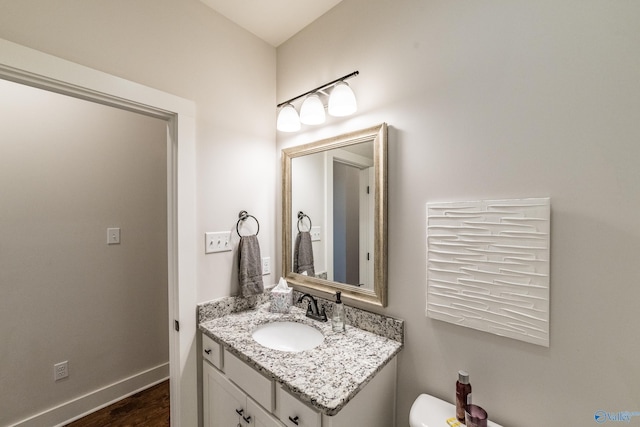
<box><xmin>0</xmin><ymin>38</ymin><xmax>197</xmax><ymax>426</ymax></box>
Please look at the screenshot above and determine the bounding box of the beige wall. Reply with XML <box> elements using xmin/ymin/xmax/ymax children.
<box><xmin>277</xmin><ymin>1</ymin><xmax>640</xmax><ymax>425</ymax></box>
<box><xmin>0</xmin><ymin>79</ymin><xmax>168</xmax><ymax>425</ymax></box>
<box><xmin>0</xmin><ymin>0</ymin><xmax>277</xmax><ymax>304</ymax></box>
<box><xmin>4</xmin><ymin>0</ymin><xmax>640</xmax><ymax>425</ymax></box>
<box><xmin>0</xmin><ymin>0</ymin><xmax>276</xmax><ymax>425</ymax></box>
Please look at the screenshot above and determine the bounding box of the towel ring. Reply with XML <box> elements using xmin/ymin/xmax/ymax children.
<box><xmin>297</xmin><ymin>211</ymin><xmax>312</xmax><ymax>233</ymax></box>
<box><xmin>236</xmin><ymin>210</ymin><xmax>260</xmax><ymax>236</ymax></box>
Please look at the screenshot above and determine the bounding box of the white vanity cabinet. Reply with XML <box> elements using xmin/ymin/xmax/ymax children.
<box><xmin>203</xmin><ymin>362</ymin><xmax>282</xmax><ymax>427</ymax></box>
<box><xmin>202</xmin><ymin>333</ymin><xmax>397</xmax><ymax>427</ymax></box>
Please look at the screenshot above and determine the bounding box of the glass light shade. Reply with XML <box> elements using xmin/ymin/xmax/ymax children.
<box><xmin>299</xmin><ymin>93</ymin><xmax>326</xmax><ymax>125</ymax></box>
<box><xmin>328</xmin><ymin>81</ymin><xmax>357</xmax><ymax>117</ymax></box>
<box><xmin>277</xmin><ymin>104</ymin><xmax>301</xmax><ymax>132</ymax></box>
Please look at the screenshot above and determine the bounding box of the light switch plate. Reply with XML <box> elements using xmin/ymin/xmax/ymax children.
<box><xmin>107</xmin><ymin>228</ymin><xmax>121</xmax><ymax>245</ymax></box>
<box><xmin>205</xmin><ymin>231</ymin><xmax>231</xmax><ymax>254</ymax></box>
<box><xmin>310</xmin><ymin>226</ymin><xmax>321</xmax><ymax>241</ymax></box>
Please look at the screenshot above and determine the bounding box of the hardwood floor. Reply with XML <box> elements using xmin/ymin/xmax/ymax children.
<box><xmin>65</xmin><ymin>380</ymin><xmax>170</xmax><ymax>427</ymax></box>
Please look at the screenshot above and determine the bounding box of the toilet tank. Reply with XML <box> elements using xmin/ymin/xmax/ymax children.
<box><xmin>409</xmin><ymin>394</ymin><xmax>503</xmax><ymax>427</ymax></box>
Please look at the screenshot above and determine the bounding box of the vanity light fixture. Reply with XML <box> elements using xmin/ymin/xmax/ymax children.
<box><xmin>299</xmin><ymin>93</ymin><xmax>326</xmax><ymax>125</ymax></box>
<box><xmin>276</xmin><ymin>103</ymin><xmax>301</xmax><ymax>132</ymax></box>
<box><xmin>328</xmin><ymin>81</ymin><xmax>357</xmax><ymax>117</ymax></box>
<box><xmin>276</xmin><ymin>71</ymin><xmax>359</xmax><ymax>132</ymax></box>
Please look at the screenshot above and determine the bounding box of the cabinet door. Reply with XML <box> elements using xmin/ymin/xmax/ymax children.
<box><xmin>204</xmin><ymin>362</ymin><xmax>246</xmax><ymax>427</ymax></box>
<box><xmin>248</xmin><ymin>397</ymin><xmax>285</xmax><ymax>427</ymax></box>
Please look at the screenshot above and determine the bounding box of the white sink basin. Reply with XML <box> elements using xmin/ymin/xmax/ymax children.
<box><xmin>252</xmin><ymin>321</ymin><xmax>324</xmax><ymax>352</ymax></box>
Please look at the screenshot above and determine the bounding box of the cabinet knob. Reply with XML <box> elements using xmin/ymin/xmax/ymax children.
<box><xmin>235</xmin><ymin>408</ymin><xmax>244</xmax><ymax>416</ymax></box>
<box><xmin>288</xmin><ymin>415</ymin><xmax>300</xmax><ymax>425</ymax></box>
<box><xmin>242</xmin><ymin>414</ymin><xmax>252</xmax><ymax>423</ymax></box>
<box><xmin>204</xmin><ymin>348</ymin><xmax>212</xmax><ymax>355</ymax></box>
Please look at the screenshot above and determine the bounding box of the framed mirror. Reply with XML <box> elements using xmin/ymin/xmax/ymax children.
<box><xmin>282</xmin><ymin>123</ymin><xmax>388</xmax><ymax>307</ymax></box>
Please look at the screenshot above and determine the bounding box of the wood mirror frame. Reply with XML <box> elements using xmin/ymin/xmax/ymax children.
<box><xmin>282</xmin><ymin>123</ymin><xmax>388</xmax><ymax>307</ymax></box>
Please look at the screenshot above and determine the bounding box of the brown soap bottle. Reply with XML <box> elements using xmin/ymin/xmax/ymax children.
<box><xmin>456</xmin><ymin>370</ymin><xmax>472</xmax><ymax>423</ymax></box>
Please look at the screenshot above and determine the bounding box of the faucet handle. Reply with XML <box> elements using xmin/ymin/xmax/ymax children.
<box><xmin>297</xmin><ymin>293</ymin><xmax>313</xmax><ymax>304</ymax></box>
<box><xmin>315</xmin><ymin>303</ymin><xmax>327</xmax><ymax>322</ymax></box>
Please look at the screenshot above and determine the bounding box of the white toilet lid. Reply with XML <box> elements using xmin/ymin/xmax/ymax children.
<box><xmin>409</xmin><ymin>394</ymin><xmax>503</xmax><ymax>427</ymax></box>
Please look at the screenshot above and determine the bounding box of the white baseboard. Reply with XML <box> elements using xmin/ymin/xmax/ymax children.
<box><xmin>10</xmin><ymin>363</ymin><xmax>169</xmax><ymax>427</ymax></box>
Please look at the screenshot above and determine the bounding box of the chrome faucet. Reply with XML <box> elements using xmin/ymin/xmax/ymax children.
<box><xmin>297</xmin><ymin>293</ymin><xmax>327</xmax><ymax>322</ymax></box>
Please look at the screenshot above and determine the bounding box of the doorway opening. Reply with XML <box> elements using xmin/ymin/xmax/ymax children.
<box><xmin>0</xmin><ymin>39</ymin><xmax>196</xmax><ymax>427</ymax></box>
<box><xmin>0</xmin><ymin>77</ymin><xmax>169</xmax><ymax>426</ymax></box>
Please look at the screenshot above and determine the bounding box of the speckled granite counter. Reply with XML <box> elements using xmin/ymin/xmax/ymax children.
<box><xmin>198</xmin><ymin>295</ymin><xmax>403</xmax><ymax>416</ymax></box>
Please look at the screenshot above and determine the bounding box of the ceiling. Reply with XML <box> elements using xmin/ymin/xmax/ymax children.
<box><xmin>199</xmin><ymin>0</ymin><xmax>344</xmax><ymax>47</ymax></box>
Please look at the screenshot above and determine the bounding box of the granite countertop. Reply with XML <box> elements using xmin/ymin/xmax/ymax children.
<box><xmin>199</xmin><ymin>302</ymin><xmax>403</xmax><ymax>416</ymax></box>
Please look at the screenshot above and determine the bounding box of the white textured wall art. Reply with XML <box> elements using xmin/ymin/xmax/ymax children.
<box><xmin>426</xmin><ymin>198</ymin><xmax>550</xmax><ymax>347</ymax></box>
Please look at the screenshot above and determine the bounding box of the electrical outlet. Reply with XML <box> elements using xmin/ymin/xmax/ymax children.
<box><xmin>262</xmin><ymin>257</ymin><xmax>271</xmax><ymax>275</ymax></box>
<box><xmin>205</xmin><ymin>231</ymin><xmax>231</xmax><ymax>254</ymax></box>
<box><xmin>54</xmin><ymin>361</ymin><xmax>68</xmax><ymax>381</ymax></box>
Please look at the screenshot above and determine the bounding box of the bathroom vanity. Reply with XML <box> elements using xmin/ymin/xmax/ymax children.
<box><xmin>198</xmin><ymin>295</ymin><xmax>403</xmax><ymax>427</ymax></box>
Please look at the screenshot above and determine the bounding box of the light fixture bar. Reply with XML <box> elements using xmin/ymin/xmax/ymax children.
<box><xmin>276</xmin><ymin>71</ymin><xmax>359</xmax><ymax>108</ymax></box>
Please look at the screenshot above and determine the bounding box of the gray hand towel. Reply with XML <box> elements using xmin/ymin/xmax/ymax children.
<box><xmin>238</xmin><ymin>235</ymin><xmax>264</xmax><ymax>296</ymax></box>
<box><xmin>294</xmin><ymin>231</ymin><xmax>315</xmax><ymax>276</ymax></box>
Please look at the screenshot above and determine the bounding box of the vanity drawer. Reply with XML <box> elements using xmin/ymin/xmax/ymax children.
<box><xmin>202</xmin><ymin>333</ymin><xmax>222</xmax><ymax>369</ymax></box>
<box><xmin>224</xmin><ymin>348</ymin><xmax>274</xmax><ymax>411</ymax></box>
<box><xmin>276</xmin><ymin>384</ymin><xmax>321</xmax><ymax>427</ymax></box>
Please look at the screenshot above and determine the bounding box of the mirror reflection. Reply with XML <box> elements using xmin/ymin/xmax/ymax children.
<box><xmin>282</xmin><ymin>123</ymin><xmax>388</xmax><ymax>307</ymax></box>
<box><xmin>291</xmin><ymin>141</ymin><xmax>374</xmax><ymax>289</ymax></box>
